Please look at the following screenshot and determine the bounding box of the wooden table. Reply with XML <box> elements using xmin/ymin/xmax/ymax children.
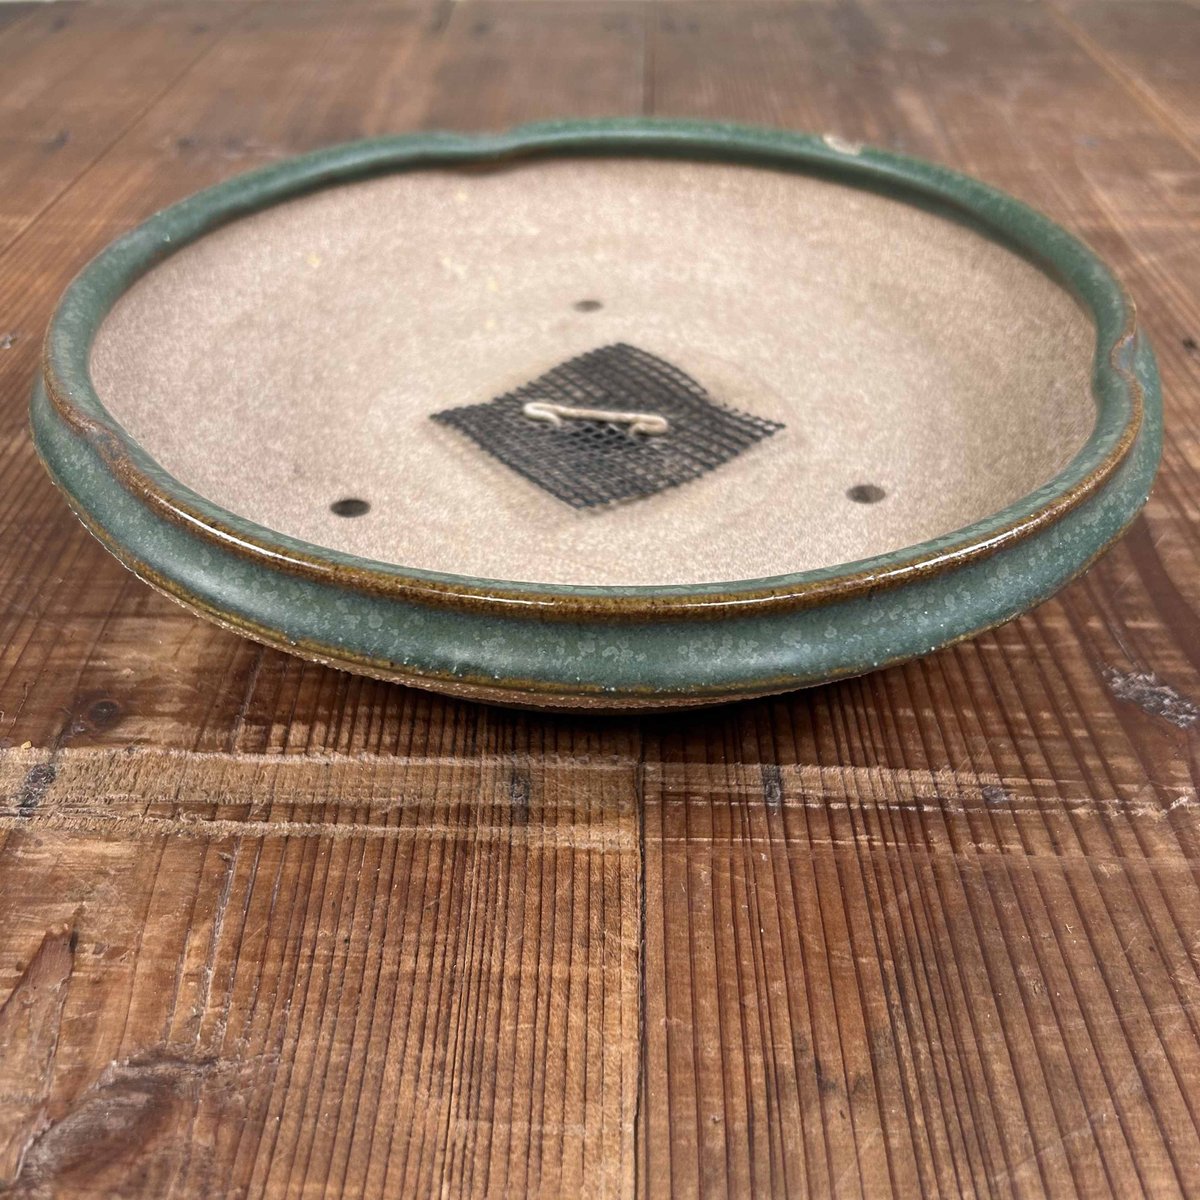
<box><xmin>1</xmin><ymin>1</ymin><xmax>1198</xmax><ymax>1196</ymax></box>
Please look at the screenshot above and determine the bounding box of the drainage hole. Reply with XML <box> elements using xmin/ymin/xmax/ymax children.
<box><xmin>847</xmin><ymin>484</ymin><xmax>886</xmax><ymax>504</ymax></box>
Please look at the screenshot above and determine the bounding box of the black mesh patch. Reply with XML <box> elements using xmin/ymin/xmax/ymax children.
<box><xmin>430</xmin><ymin>343</ymin><xmax>784</xmax><ymax>509</ymax></box>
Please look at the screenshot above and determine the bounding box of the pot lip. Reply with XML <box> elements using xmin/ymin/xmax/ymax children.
<box><xmin>41</xmin><ymin>118</ymin><xmax>1152</xmax><ymax>624</ymax></box>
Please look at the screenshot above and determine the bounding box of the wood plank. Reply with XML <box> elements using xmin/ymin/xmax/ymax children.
<box><xmin>0</xmin><ymin>1</ymin><xmax>1198</xmax><ymax>1196</ymax></box>
<box><xmin>1054</xmin><ymin>0</ymin><xmax>1200</xmax><ymax>150</ymax></box>
<box><xmin>0</xmin><ymin>6</ymin><xmax>647</xmax><ymax>1197</ymax></box>
<box><xmin>639</xmin><ymin>746</ymin><xmax>1200</xmax><ymax>1198</ymax></box>
<box><xmin>0</xmin><ymin>3</ymin><xmax>242</xmax><ymax>253</ymax></box>
<box><xmin>421</xmin><ymin>1</ymin><xmax>645</xmax><ymax>129</ymax></box>
<box><xmin>0</xmin><ymin>0</ymin><xmax>455</xmax><ymax>758</ymax></box>
<box><xmin>0</xmin><ymin>0</ymin><xmax>646</xmax><ymax>760</ymax></box>
<box><xmin>644</xmin><ymin>2</ymin><xmax>1200</xmax><ymax>1195</ymax></box>
<box><xmin>0</xmin><ymin>747</ymin><xmax>641</xmax><ymax>1197</ymax></box>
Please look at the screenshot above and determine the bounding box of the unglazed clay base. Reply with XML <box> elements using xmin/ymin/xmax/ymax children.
<box><xmin>91</xmin><ymin>157</ymin><xmax>1095</xmax><ymax>587</ymax></box>
<box><xmin>35</xmin><ymin>123</ymin><xmax>1159</xmax><ymax>708</ymax></box>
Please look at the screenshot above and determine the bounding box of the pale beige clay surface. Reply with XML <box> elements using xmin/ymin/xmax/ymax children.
<box><xmin>90</xmin><ymin>157</ymin><xmax>1097</xmax><ymax>586</ymax></box>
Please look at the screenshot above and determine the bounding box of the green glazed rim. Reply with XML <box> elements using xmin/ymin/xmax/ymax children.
<box><xmin>32</xmin><ymin>119</ymin><xmax>1162</xmax><ymax>707</ymax></box>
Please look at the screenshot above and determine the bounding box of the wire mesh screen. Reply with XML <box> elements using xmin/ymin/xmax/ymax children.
<box><xmin>431</xmin><ymin>343</ymin><xmax>784</xmax><ymax>509</ymax></box>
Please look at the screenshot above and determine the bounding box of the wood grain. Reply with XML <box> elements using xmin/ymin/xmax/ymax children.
<box><xmin>0</xmin><ymin>1</ymin><xmax>1198</xmax><ymax>1196</ymax></box>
